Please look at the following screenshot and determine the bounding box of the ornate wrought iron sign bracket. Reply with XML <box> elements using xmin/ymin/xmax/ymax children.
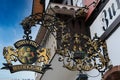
<box><xmin>1</xmin><ymin>4</ymin><xmax>112</xmax><ymax>79</ymax></box>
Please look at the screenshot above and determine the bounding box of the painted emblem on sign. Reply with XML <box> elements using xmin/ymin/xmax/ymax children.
<box><xmin>1</xmin><ymin>39</ymin><xmax>51</xmax><ymax>73</ymax></box>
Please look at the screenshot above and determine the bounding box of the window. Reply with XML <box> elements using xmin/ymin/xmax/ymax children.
<box><xmin>62</xmin><ymin>0</ymin><xmax>83</xmax><ymax>7</ymax></box>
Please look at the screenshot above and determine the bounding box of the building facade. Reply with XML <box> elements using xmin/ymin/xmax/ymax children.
<box><xmin>32</xmin><ymin>0</ymin><xmax>120</xmax><ymax>80</ymax></box>
<box><xmin>90</xmin><ymin>0</ymin><xmax>120</xmax><ymax>80</ymax></box>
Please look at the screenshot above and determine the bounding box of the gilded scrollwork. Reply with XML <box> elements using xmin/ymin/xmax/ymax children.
<box><xmin>57</xmin><ymin>32</ymin><xmax>110</xmax><ymax>72</ymax></box>
<box><xmin>20</xmin><ymin>10</ymin><xmax>110</xmax><ymax>74</ymax></box>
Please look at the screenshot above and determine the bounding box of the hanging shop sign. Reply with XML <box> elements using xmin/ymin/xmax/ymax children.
<box><xmin>1</xmin><ymin>39</ymin><xmax>51</xmax><ymax>73</ymax></box>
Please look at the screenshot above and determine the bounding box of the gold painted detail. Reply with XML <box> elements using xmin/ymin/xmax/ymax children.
<box><xmin>37</xmin><ymin>48</ymin><xmax>51</xmax><ymax>64</ymax></box>
<box><xmin>12</xmin><ymin>64</ymin><xmax>42</xmax><ymax>73</ymax></box>
<box><xmin>57</xmin><ymin>33</ymin><xmax>110</xmax><ymax>72</ymax></box>
<box><xmin>3</xmin><ymin>47</ymin><xmax>50</xmax><ymax>65</ymax></box>
<box><xmin>2</xmin><ymin>39</ymin><xmax>51</xmax><ymax>74</ymax></box>
<box><xmin>3</xmin><ymin>46</ymin><xmax>18</xmax><ymax>64</ymax></box>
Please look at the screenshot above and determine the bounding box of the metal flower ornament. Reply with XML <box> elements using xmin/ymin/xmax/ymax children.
<box><xmin>1</xmin><ymin>19</ymin><xmax>51</xmax><ymax>74</ymax></box>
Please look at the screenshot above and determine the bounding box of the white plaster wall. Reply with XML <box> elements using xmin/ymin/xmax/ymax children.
<box><xmin>41</xmin><ymin>54</ymin><xmax>78</xmax><ymax>80</ymax></box>
<box><xmin>44</xmin><ymin>33</ymin><xmax>56</xmax><ymax>60</ymax></box>
<box><xmin>90</xmin><ymin>15</ymin><xmax>105</xmax><ymax>38</ymax></box>
<box><xmin>106</xmin><ymin>26</ymin><xmax>120</xmax><ymax>66</ymax></box>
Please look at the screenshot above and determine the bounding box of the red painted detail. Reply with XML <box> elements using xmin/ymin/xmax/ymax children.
<box><xmin>83</xmin><ymin>0</ymin><xmax>100</xmax><ymax>21</ymax></box>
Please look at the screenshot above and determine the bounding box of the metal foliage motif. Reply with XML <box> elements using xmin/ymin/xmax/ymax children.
<box><xmin>16</xmin><ymin>6</ymin><xmax>110</xmax><ymax>75</ymax></box>
<box><xmin>21</xmin><ymin>12</ymin><xmax>60</xmax><ymax>38</ymax></box>
<box><xmin>56</xmin><ymin>22</ymin><xmax>110</xmax><ymax>73</ymax></box>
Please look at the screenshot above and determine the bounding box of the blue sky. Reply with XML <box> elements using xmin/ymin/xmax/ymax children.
<box><xmin>0</xmin><ymin>0</ymin><xmax>39</xmax><ymax>80</ymax></box>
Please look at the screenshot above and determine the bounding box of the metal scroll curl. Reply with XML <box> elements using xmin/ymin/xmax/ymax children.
<box><xmin>56</xmin><ymin>33</ymin><xmax>110</xmax><ymax>73</ymax></box>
